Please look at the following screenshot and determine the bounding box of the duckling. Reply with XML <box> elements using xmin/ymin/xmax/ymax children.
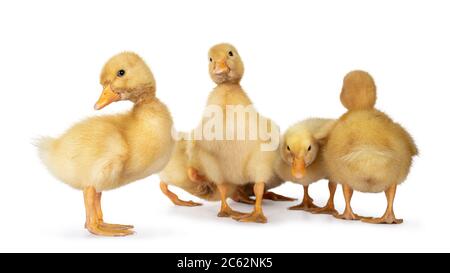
<box><xmin>190</xmin><ymin>43</ymin><xmax>281</xmax><ymax>223</ymax></box>
<box><xmin>37</xmin><ymin>52</ymin><xmax>174</xmax><ymax>236</ymax></box>
<box><xmin>276</xmin><ymin>118</ymin><xmax>338</xmax><ymax>214</ymax></box>
<box><xmin>324</xmin><ymin>70</ymin><xmax>418</xmax><ymax>224</ymax></box>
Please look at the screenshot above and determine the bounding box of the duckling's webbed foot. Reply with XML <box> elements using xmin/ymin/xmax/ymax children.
<box><xmin>177</xmin><ymin>200</ymin><xmax>203</xmax><ymax>207</ymax></box>
<box><xmin>334</xmin><ymin>184</ymin><xmax>365</xmax><ymax>221</ymax></box>
<box><xmin>263</xmin><ymin>191</ymin><xmax>297</xmax><ymax>202</ymax></box>
<box><xmin>160</xmin><ymin>181</ymin><xmax>202</xmax><ymax>207</ymax></box>
<box><xmin>84</xmin><ymin>187</ymin><xmax>134</xmax><ymax>237</ymax></box>
<box><xmin>334</xmin><ymin>209</ymin><xmax>363</xmax><ymax>221</ymax></box>
<box><xmin>232</xmin><ymin>182</ymin><xmax>267</xmax><ymax>223</ymax></box>
<box><xmin>311</xmin><ymin>205</ymin><xmax>338</xmax><ymax>215</ymax></box>
<box><xmin>362</xmin><ymin>184</ymin><xmax>403</xmax><ymax>224</ymax></box>
<box><xmin>217</xmin><ymin>206</ymin><xmax>246</xmax><ymax>218</ymax></box>
<box><xmin>86</xmin><ymin>223</ymin><xmax>135</xmax><ymax>236</ymax></box>
<box><xmin>99</xmin><ymin>222</ymin><xmax>134</xmax><ymax>230</ymax></box>
<box><xmin>217</xmin><ymin>183</ymin><xmax>246</xmax><ymax>217</ymax></box>
<box><xmin>288</xmin><ymin>186</ymin><xmax>319</xmax><ymax>211</ymax></box>
<box><xmin>311</xmin><ymin>182</ymin><xmax>338</xmax><ymax>215</ymax></box>
<box><xmin>288</xmin><ymin>200</ymin><xmax>319</xmax><ymax>211</ymax></box>
<box><xmin>233</xmin><ymin>211</ymin><xmax>267</xmax><ymax>224</ymax></box>
<box><xmin>361</xmin><ymin>214</ymin><xmax>403</xmax><ymax>224</ymax></box>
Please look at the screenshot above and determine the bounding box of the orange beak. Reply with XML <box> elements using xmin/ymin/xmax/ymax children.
<box><xmin>291</xmin><ymin>157</ymin><xmax>306</xmax><ymax>179</ymax></box>
<box><xmin>94</xmin><ymin>85</ymin><xmax>121</xmax><ymax>110</ymax></box>
<box><xmin>213</xmin><ymin>60</ymin><xmax>230</xmax><ymax>75</ymax></box>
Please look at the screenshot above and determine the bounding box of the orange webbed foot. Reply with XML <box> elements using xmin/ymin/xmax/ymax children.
<box><xmin>85</xmin><ymin>223</ymin><xmax>134</xmax><ymax>236</ymax></box>
<box><xmin>263</xmin><ymin>191</ymin><xmax>297</xmax><ymax>202</ymax></box>
<box><xmin>361</xmin><ymin>213</ymin><xmax>403</xmax><ymax>224</ymax></box>
<box><xmin>217</xmin><ymin>207</ymin><xmax>246</xmax><ymax>218</ymax></box>
<box><xmin>232</xmin><ymin>211</ymin><xmax>267</xmax><ymax>224</ymax></box>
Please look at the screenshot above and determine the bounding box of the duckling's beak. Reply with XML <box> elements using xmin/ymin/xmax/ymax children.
<box><xmin>291</xmin><ymin>156</ymin><xmax>306</xmax><ymax>179</ymax></box>
<box><xmin>94</xmin><ymin>85</ymin><xmax>121</xmax><ymax>110</ymax></box>
<box><xmin>213</xmin><ymin>60</ymin><xmax>230</xmax><ymax>75</ymax></box>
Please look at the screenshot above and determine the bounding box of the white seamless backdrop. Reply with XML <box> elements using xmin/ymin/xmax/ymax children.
<box><xmin>0</xmin><ymin>0</ymin><xmax>448</xmax><ymax>252</ymax></box>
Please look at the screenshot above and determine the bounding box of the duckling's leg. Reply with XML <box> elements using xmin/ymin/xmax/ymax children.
<box><xmin>187</xmin><ymin>167</ymin><xmax>208</xmax><ymax>183</ymax></box>
<box><xmin>288</xmin><ymin>185</ymin><xmax>319</xmax><ymax>211</ymax></box>
<box><xmin>334</xmin><ymin>184</ymin><xmax>362</xmax><ymax>221</ymax></box>
<box><xmin>217</xmin><ymin>183</ymin><xmax>246</xmax><ymax>217</ymax></box>
<box><xmin>362</xmin><ymin>184</ymin><xmax>403</xmax><ymax>224</ymax></box>
<box><xmin>233</xmin><ymin>182</ymin><xmax>268</xmax><ymax>223</ymax></box>
<box><xmin>311</xmin><ymin>181</ymin><xmax>338</xmax><ymax>215</ymax></box>
<box><xmin>231</xmin><ymin>186</ymin><xmax>255</xmax><ymax>205</ymax></box>
<box><xmin>263</xmin><ymin>191</ymin><xmax>297</xmax><ymax>202</ymax></box>
<box><xmin>94</xmin><ymin>192</ymin><xmax>134</xmax><ymax>230</ymax></box>
<box><xmin>83</xmin><ymin>187</ymin><xmax>134</xmax><ymax>236</ymax></box>
<box><xmin>159</xmin><ymin>181</ymin><xmax>202</xmax><ymax>207</ymax></box>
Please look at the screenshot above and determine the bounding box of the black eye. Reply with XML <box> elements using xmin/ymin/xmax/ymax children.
<box><xmin>209</xmin><ymin>57</ymin><xmax>213</xmax><ymax>62</ymax></box>
<box><xmin>228</xmin><ymin>51</ymin><xmax>233</xmax><ymax>57</ymax></box>
<box><xmin>308</xmin><ymin>145</ymin><xmax>312</xmax><ymax>151</ymax></box>
<box><xmin>287</xmin><ymin>145</ymin><xmax>291</xmax><ymax>151</ymax></box>
<box><xmin>117</xmin><ymin>69</ymin><xmax>125</xmax><ymax>77</ymax></box>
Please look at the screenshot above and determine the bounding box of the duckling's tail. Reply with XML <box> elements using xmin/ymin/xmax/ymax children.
<box><xmin>34</xmin><ymin>136</ymin><xmax>57</xmax><ymax>167</ymax></box>
<box><xmin>340</xmin><ymin>70</ymin><xmax>377</xmax><ymax>110</ymax></box>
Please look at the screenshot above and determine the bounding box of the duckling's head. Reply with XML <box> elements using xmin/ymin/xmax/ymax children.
<box><xmin>95</xmin><ymin>52</ymin><xmax>155</xmax><ymax>110</ymax></box>
<box><xmin>281</xmin><ymin>120</ymin><xmax>335</xmax><ymax>179</ymax></box>
<box><xmin>208</xmin><ymin>43</ymin><xmax>244</xmax><ymax>84</ymax></box>
<box><xmin>340</xmin><ymin>70</ymin><xmax>377</xmax><ymax>111</ymax></box>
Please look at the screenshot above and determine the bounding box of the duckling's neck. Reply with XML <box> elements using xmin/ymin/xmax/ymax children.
<box><xmin>216</xmin><ymin>82</ymin><xmax>242</xmax><ymax>90</ymax></box>
<box><xmin>209</xmin><ymin>82</ymin><xmax>252</xmax><ymax>107</ymax></box>
<box><xmin>133</xmin><ymin>93</ymin><xmax>155</xmax><ymax>107</ymax></box>
<box><xmin>131</xmin><ymin>93</ymin><xmax>170</xmax><ymax>123</ymax></box>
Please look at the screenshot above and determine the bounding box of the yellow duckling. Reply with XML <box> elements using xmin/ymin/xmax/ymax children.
<box><xmin>37</xmin><ymin>52</ymin><xmax>174</xmax><ymax>236</ymax></box>
<box><xmin>277</xmin><ymin>118</ymin><xmax>338</xmax><ymax>214</ymax></box>
<box><xmin>324</xmin><ymin>70</ymin><xmax>418</xmax><ymax>224</ymax></box>
<box><xmin>190</xmin><ymin>43</ymin><xmax>281</xmax><ymax>223</ymax></box>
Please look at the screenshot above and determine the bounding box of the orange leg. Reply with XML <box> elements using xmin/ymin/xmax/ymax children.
<box><xmin>334</xmin><ymin>184</ymin><xmax>362</xmax><ymax>221</ymax></box>
<box><xmin>187</xmin><ymin>167</ymin><xmax>208</xmax><ymax>182</ymax></box>
<box><xmin>94</xmin><ymin>192</ymin><xmax>134</xmax><ymax>230</ymax></box>
<box><xmin>83</xmin><ymin>186</ymin><xmax>134</xmax><ymax>236</ymax></box>
<box><xmin>217</xmin><ymin>183</ymin><xmax>245</xmax><ymax>218</ymax></box>
<box><xmin>233</xmin><ymin>182</ymin><xmax>268</xmax><ymax>223</ymax></box>
<box><xmin>159</xmin><ymin>181</ymin><xmax>202</xmax><ymax>207</ymax></box>
<box><xmin>362</xmin><ymin>184</ymin><xmax>403</xmax><ymax>224</ymax></box>
<box><xmin>289</xmin><ymin>185</ymin><xmax>319</xmax><ymax>211</ymax></box>
<box><xmin>231</xmin><ymin>186</ymin><xmax>255</xmax><ymax>205</ymax></box>
<box><xmin>311</xmin><ymin>181</ymin><xmax>338</xmax><ymax>215</ymax></box>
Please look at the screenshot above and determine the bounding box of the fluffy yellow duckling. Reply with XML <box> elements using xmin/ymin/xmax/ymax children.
<box><xmin>324</xmin><ymin>70</ymin><xmax>418</xmax><ymax>224</ymax></box>
<box><xmin>37</xmin><ymin>52</ymin><xmax>174</xmax><ymax>236</ymax></box>
<box><xmin>276</xmin><ymin>118</ymin><xmax>338</xmax><ymax>214</ymax></box>
<box><xmin>190</xmin><ymin>43</ymin><xmax>281</xmax><ymax>223</ymax></box>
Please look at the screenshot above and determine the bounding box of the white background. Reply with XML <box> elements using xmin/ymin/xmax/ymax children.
<box><xmin>0</xmin><ymin>0</ymin><xmax>448</xmax><ymax>252</ymax></box>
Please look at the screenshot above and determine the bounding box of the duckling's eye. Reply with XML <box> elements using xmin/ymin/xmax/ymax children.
<box><xmin>228</xmin><ymin>51</ymin><xmax>233</xmax><ymax>57</ymax></box>
<box><xmin>308</xmin><ymin>145</ymin><xmax>312</xmax><ymax>151</ymax></box>
<box><xmin>117</xmin><ymin>69</ymin><xmax>126</xmax><ymax>77</ymax></box>
<box><xmin>287</xmin><ymin>145</ymin><xmax>291</xmax><ymax>151</ymax></box>
<box><xmin>209</xmin><ymin>57</ymin><xmax>213</xmax><ymax>62</ymax></box>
